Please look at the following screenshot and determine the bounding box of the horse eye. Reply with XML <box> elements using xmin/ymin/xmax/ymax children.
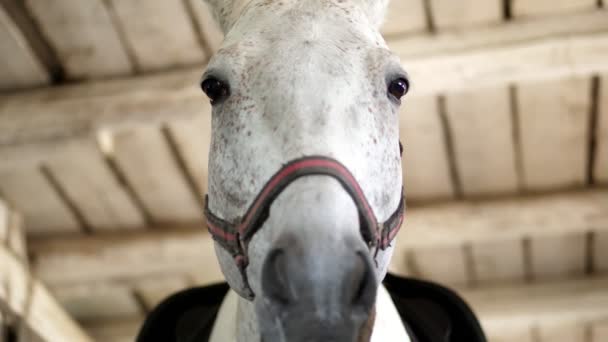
<box><xmin>388</xmin><ymin>78</ymin><xmax>409</xmax><ymax>100</ymax></box>
<box><xmin>201</xmin><ymin>77</ymin><xmax>230</xmax><ymax>104</ymax></box>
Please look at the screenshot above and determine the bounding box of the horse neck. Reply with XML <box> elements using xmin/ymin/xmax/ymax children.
<box><xmin>209</xmin><ymin>286</ymin><xmax>411</xmax><ymax>342</ymax></box>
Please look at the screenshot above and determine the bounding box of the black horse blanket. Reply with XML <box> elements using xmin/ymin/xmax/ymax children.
<box><xmin>137</xmin><ymin>273</ymin><xmax>487</xmax><ymax>342</ymax></box>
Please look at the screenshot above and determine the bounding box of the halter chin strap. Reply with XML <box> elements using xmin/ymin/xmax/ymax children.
<box><xmin>204</xmin><ymin>155</ymin><xmax>405</xmax><ymax>300</ymax></box>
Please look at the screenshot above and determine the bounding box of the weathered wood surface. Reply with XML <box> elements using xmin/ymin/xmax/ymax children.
<box><xmin>0</xmin><ymin>69</ymin><xmax>203</xmax><ymax>169</ymax></box>
<box><xmin>0</xmin><ymin>167</ymin><xmax>80</xmax><ymax>235</ymax></box>
<box><xmin>0</xmin><ymin>199</ymin><xmax>8</xmax><ymax>244</ymax></box>
<box><xmin>83</xmin><ymin>318</ymin><xmax>142</xmax><ymax>342</ymax></box>
<box><xmin>109</xmin><ymin>126</ymin><xmax>203</xmax><ymax>224</ymax></box>
<box><xmin>597</xmin><ymin>75</ymin><xmax>608</xmax><ymax>184</ymax></box>
<box><xmin>399</xmin><ymin>190</ymin><xmax>607</xmax><ymax>248</ymax></box>
<box><xmin>0</xmin><ymin>4</ymin><xmax>48</xmax><ymax>90</ymax></box>
<box><xmin>428</xmin><ymin>0</ymin><xmax>502</xmax><ymax>29</ymax></box>
<box><xmin>513</xmin><ymin>0</ymin><xmax>594</xmax><ymax>285</ymax></box>
<box><xmin>592</xmin><ymin>319</ymin><xmax>608</xmax><ymax>342</ymax></box>
<box><xmin>24</xmin><ymin>0</ymin><xmax>132</xmax><ymax>79</ymax></box>
<box><xmin>381</xmin><ymin>0</ymin><xmax>427</xmax><ymax>37</ymax></box>
<box><xmin>393</xmin><ymin>11</ymin><xmax>608</xmax><ymax>57</ymax></box>
<box><xmin>108</xmin><ymin>0</ymin><xmax>206</xmax><ymax>71</ymax></box>
<box><xmin>512</xmin><ymin>0</ymin><xmax>597</xmax><ymax>18</ymax></box>
<box><xmin>408</xmin><ymin>245</ymin><xmax>469</xmax><ymax>286</ymax></box>
<box><xmin>536</xmin><ymin>322</ymin><xmax>586</xmax><ymax>342</ymax></box>
<box><xmin>461</xmin><ymin>277</ymin><xmax>608</xmax><ymax>339</ymax></box>
<box><xmin>30</xmin><ymin>225</ymin><xmax>220</xmax><ymax>286</ymax></box>
<box><xmin>0</xmin><ymin>211</ymin><xmax>92</xmax><ymax>341</ymax></box>
<box><xmin>25</xmin><ymin>280</ymin><xmax>94</xmax><ymax>342</ymax></box>
<box><xmin>2</xmin><ymin>14</ymin><xmax>608</xmax><ymax>168</ymax></box>
<box><xmin>469</xmin><ymin>238</ymin><xmax>526</xmax><ymax>285</ymax></box>
<box><xmin>166</xmin><ymin>105</ymin><xmax>213</xmax><ymax>198</ymax></box>
<box><xmin>444</xmin><ymin>86</ymin><xmax>518</xmax><ymax>196</ymax></box>
<box><xmin>517</xmin><ymin>77</ymin><xmax>591</xmax><ymax>280</ymax></box>
<box><xmin>400</xmin><ymin>96</ymin><xmax>454</xmax><ymax>201</ymax></box>
<box><xmin>51</xmin><ymin>282</ymin><xmax>143</xmax><ymax>322</ymax></box>
<box><xmin>45</xmin><ymin>141</ymin><xmax>146</xmax><ymax>232</ymax></box>
<box><xmin>134</xmin><ymin>276</ymin><xmax>190</xmax><ymax>311</ymax></box>
<box><xmin>28</xmin><ymin>190</ymin><xmax>607</xmax><ymax>285</ymax></box>
<box><xmin>187</xmin><ymin>0</ymin><xmax>224</xmax><ymax>53</ymax></box>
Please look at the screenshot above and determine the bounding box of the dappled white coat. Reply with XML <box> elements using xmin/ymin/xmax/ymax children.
<box><xmin>201</xmin><ymin>0</ymin><xmax>410</xmax><ymax>341</ymax></box>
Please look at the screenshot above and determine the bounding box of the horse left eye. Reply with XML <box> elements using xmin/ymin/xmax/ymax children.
<box><xmin>388</xmin><ymin>78</ymin><xmax>409</xmax><ymax>100</ymax></box>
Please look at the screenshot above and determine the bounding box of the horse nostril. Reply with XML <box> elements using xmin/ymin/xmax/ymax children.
<box><xmin>261</xmin><ymin>248</ymin><xmax>294</xmax><ymax>306</ymax></box>
<box><xmin>349</xmin><ymin>251</ymin><xmax>377</xmax><ymax>310</ymax></box>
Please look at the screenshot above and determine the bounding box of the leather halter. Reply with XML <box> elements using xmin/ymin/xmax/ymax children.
<box><xmin>204</xmin><ymin>153</ymin><xmax>405</xmax><ymax>300</ymax></box>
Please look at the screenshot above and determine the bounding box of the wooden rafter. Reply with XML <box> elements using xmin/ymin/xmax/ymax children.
<box><xmin>1</xmin><ymin>11</ymin><xmax>608</xmax><ymax>168</ymax></box>
<box><xmin>28</xmin><ymin>190</ymin><xmax>608</xmax><ymax>286</ymax></box>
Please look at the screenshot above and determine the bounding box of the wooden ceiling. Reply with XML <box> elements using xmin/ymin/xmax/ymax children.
<box><xmin>0</xmin><ymin>0</ymin><xmax>608</xmax><ymax>341</ymax></box>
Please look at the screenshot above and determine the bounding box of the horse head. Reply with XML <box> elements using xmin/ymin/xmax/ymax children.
<box><xmin>201</xmin><ymin>0</ymin><xmax>408</xmax><ymax>340</ymax></box>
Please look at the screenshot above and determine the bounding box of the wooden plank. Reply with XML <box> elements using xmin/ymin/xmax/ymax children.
<box><xmin>513</xmin><ymin>0</ymin><xmax>597</xmax><ymax>18</ymax></box>
<box><xmin>7</xmin><ymin>212</ymin><xmax>26</xmax><ymax>262</ymax></box>
<box><xmin>83</xmin><ymin>319</ymin><xmax>142</xmax><ymax>342</ymax></box>
<box><xmin>2</xmin><ymin>14</ymin><xmax>608</xmax><ymax>168</ymax></box>
<box><xmin>486</xmin><ymin>327</ymin><xmax>534</xmax><ymax>342</ymax></box>
<box><xmin>30</xmin><ymin>225</ymin><xmax>220</xmax><ymax>286</ymax></box>
<box><xmin>24</xmin><ymin>0</ymin><xmax>132</xmax><ymax>79</ymax></box>
<box><xmin>597</xmin><ymin>75</ymin><xmax>608</xmax><ymax>184</ymax></box>
<box><xmin>381</xmin><ymin>0</ymin><xmax>427</xmax><ymax>37</ymax></box>
<box><xmin>531</xmin><ymin>232</ymin><xmax>587</xmax><ymax>280</ymax></box>
<box><xmin>0</xmin><ymin>167</ymin><xmax>80</xmax><ymax>235</ymax></box>
<box><xmin>461</xmin><ymin>277</ymin><xmax>608</xmax><ymax>338</ymax></box>
<box><xmin>51</xmin><ymin>282</ymin><xmax>142</xmax><ymax>322</ymax></box>
<box><xmin>517</xmin><ymin>77</ymin><xmax>591</xmax><ymax>281</ymax></box>
<box><xmin>445</xmin><ymin>86</ymin><xmax>518</xmax><ymax>196</ymax></box>
<box><xmin>0</xmin><ymin>5</ymin><xmax>48</xmax><ymax>90</ymax></box>
<box><xmin>392</xmin><ymin>11</ymin><xmax>608</xmax><ymax>58</ymax></box>
<box><xmin>166</xmin><ymin>104</ymin><xmax>213</xmax><ymax>197</ymax></box>
<box><xmin>537</xmin><ymin>322</ymin><xmax>586</xmax><ymax>342</ymax></box>
<box><xmin>400</xmin><ymin>96</ymin><xmax>454</xmax><ymax>202</ymax></box>
<box><xmin>594</xmin><ymin>229</ymin><xmax>608</xmax><ymax>272</ymax></box>
<box><xmin>399</xmin><ymin>190</ymin><xmax>608</xmax><ymax>248</ymax></box>
<box><xmin>29</xmin><ymin>190</ymin><xmax>608</xmax><ymax>285</ymax></box>
<box><xmin>108</xmin><ymin>0</ymin><xmax>206</xmax><ymax>71</ymax></box>
<box><xmin>592</xmin><ymin>319</ymin><xmax>608</xmax><ymax>342</ymax></box>
<box><xmin>428</xmin><ymin>0</ymin><xmax>502</xmax><ymax>29</ymax></box>
<box><xmin>470</xmin><ymin>238</ymin><xmax>526</xmax><ymax>285</ymax></box>
<box><xmin>0</xmin><ymin>199</ymin><xmax>7</xmax><ymax>244</ymax></box>
<box><xmin>187</xmin><ymin>0</ymin><xmax>224</xmax><ymax>52</ymax></box>
<box><xmin>517</xmin><ymin>78</ymin><xmax>591</xmax><ymax>190</ymax></box>
<box><xmin>400</xmin><ymin>31</ymin><xmax>608</xmax><ymax>97</ymax></box>
<box><xmin>26</xmin><ymin>280</ymin><xmax>93</xmax><ymax>341</ymax></box>
<box><xmin>134</xmin><ymin>276</ymin><xmax>189</xmax><ymax>311</ymax></box>
<box><xmin>409</xmin><ymin>245</ymin><xmax>469</xmax><ymax>286</ymax></box>
<box><xmin>443</xmin><ymin>85</ymin><xmax>523</xmax><ymax>285</ymax></box>
<box><xmin>0</xmin><ymin>244</ymin><xmax>29</xmax><ymax>316</ymax></box>
<box><xmin>109</xmin><ymin>126</ymin><xmax>202</xmax><ymax>224</ymax></box>
<box><xmin>45</xmin><ymin>141</ymin><xmax>146</xmax><ymax>232</ymax></box>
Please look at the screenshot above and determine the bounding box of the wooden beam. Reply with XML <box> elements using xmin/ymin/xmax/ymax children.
<box><xmin>30</xmin><ymin>224</ymin><xmax>224</xmax><ymax>287</ymax></box>
<box><xmin>77</xmin><ymin>275</ymin><xmax>608</xmax><ymax>342</ymax></box>
<box><xmin>1</xmin><ymin>12</ymin><xmax>608</xmax><ymax>168</ymax></box>
<box><xmin>107</xmin><ymin>0</ymin><xmax>207</xmax><ymax>71</ymax></box>
<box><xmin>0</xmin><ymin>208</ymin><xmax>92</xmax><ymax>341</ymax></box>
<box><xmin>0</xmin><ymin>3</ymin><xmax>48</xmax><ymax>90</ymax></box>
<box><xmin>24</xmin><ymin>0</ymin><xmax>133</xmax><ymax>79</ymax></box>
<box><xmin>29</xmin><ymin>190</ymin><xmax>608</xmax><ymax>285</ymax></box>
<box><xmin>461</xmin><ymin>276</ymin><xmax>608</xmax><ymax>338</ymax></box>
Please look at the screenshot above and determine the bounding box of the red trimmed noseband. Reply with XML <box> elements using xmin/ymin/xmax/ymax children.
<box><xmin>204</xmin><ymin>156</ymin><xmax>405</xmax><ymax>300</ymax></box>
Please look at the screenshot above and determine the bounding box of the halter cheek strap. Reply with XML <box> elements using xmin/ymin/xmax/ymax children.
<box><xmin>204</xmin><ymin>154</ymin><xmax>405</xmax><ymax>300</ymax></box>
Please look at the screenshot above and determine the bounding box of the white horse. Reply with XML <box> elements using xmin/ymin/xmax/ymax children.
<box><xmin>202</xmin><ymin>1</ymin><xmax>407</xmax><ymax>341</ymax></box>
<box><xmin>138</xmin><ymin>1</ymin><xmax>485</xmax><ymax>341</ymax></box>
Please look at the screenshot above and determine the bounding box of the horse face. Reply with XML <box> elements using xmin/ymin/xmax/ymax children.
<box><xmin>201</xmin><ymin>0</ymin><xmax>406</xmax><ymax>339</ymax></box>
